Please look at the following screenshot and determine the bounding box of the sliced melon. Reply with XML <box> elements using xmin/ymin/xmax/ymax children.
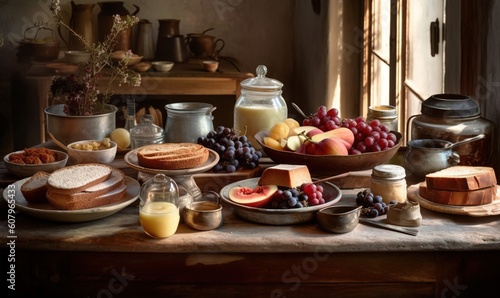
<box><xmin>228</xmin><ymin>185</ymin><xmax>278</xmax><ymax>207</ymax></box>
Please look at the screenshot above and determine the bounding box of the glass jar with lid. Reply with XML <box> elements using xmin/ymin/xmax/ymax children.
<box><xmin>130</xmin><ymin>114</ymin><xmax>164</xmax><ymax>149</ymax></box>
<box><xmin>407</xmin><ymin>94</ymin><xmax>494</xmax><ymax>166</ymax></box>
<box><xmin>370</xmin><ymin>164</ymin><xmax>407</xmax><ymax>204</ymax></box>
<box><xmin>233</xmin><ymin>65</ymin><xmax>287</xmax><ymax>149</ymax></box>
<box><xmin>139</xmin><ymin>173</ymin><xmax>180</xmax><ymax>238</ymax></box>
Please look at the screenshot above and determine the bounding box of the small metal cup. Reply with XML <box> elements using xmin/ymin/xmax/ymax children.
<box><xmin>183</xmin><ymin>192</ymin><xmax>223</xmax><ymax>231</ymax></box>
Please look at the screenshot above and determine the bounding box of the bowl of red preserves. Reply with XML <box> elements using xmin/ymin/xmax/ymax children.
<box><xmin>4</xmin><ymin>147</ymin><xmax>68</xmax><ymax>178</ymax></box>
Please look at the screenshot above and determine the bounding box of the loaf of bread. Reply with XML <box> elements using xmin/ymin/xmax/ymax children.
<box><xmin>21</xmin><ymin>171</ymin><xmax>50</xmax><ymax>203</ymax></box>
<box><xmin>137</xmin><ymin>143</ymin><xmax>209</xmax><ymax>170</ymax></box>
<box><xmin>258</xmin><ymin>164</ymin><xmax>312</xmax><ymax>188</ymax></box>
<box><xmin>47</xmin><ymin>183</ymin><xmax>127</xmax><ymax>210</ymax></box>
<box><xmin>47</xmin><ymin>164</ymin><xmax>113</xmax><ymax>194</ymax></box>
<box><xmin>419</xmin><ymin>181</ymin><xmax>496</xmax><ymax>206</ymax></box>
<box><xmin>425</xmin><ymin>166</ymin><xmax>497</xmax><ymax>191</ymax></box>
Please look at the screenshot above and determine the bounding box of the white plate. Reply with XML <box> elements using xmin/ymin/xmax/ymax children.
<box><xmin>3</xmin><ymin>176</ymin><xmax>140</xmax><ymax>222</ymax></box>
<box><xmin>220</xmin><ymin>178</ymin><xmax>342</xmax><ymax>225</ymax></box>
<box><xmin>407</xmin><ymin>183</ymin><xmax>500</xmax><ymax>217</ymax></box>
<box><xmin>124</xmin><ymin>147</ymin><xmax>219</xmax><ymax>175</ymax></box>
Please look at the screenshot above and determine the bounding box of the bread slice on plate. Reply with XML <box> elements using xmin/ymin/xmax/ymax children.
<box><xmin>21</xmin><ymin>171</ymin><xmax>50</xmax><ymax>203</ymax></box>
<box><xmin>47</xmin><ymin>164</ymin><xmax>113</xmax><ymax>194</ymax></box>
<box><xmin>137</xmin><ymin>143</ymin><xmax>209</xmax><ymax>170</ymax></box>
<box><xmin>46</xmin><ymin>168</ymin><xmax>125</xmax><ymax>203</ymax></box>
<box><xmin>419</xmin><ymin>181</ymin><xmax>497</xmax><ymax>206</ymax></box>
<box><xmin>47</xmin><ymin>183</ymin><xmax>127</xmax><ymax>210</ymax></box>
<box><xmin>425</xmin><ymin>166</ymin><xmax>497</xmax><ymax>191</ymax></box>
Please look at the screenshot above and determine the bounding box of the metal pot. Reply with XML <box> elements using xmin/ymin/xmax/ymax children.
<box><xmin>164</xmin><ymin>102</ymin><xmax>216</xmax><ymax>143</ymax></box>
<box><xmin>404</xmin><ymin>134</ymin><xmax>486</xmax><ymax>177</ymax></box>
<box><xmin>45</xmin><ymin>104</ymin><xmax>117</xmax><ymax>145</ymax></box>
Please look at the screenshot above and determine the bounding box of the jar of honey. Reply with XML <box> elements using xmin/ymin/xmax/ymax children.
<box><xmin>233</xmin><ymin>65</ymin><xmax>287</xmax><ymax>149</ymax></box>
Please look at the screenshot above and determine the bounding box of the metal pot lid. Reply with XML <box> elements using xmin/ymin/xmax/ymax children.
<box><xmin>421</xmin><ymin>94</ymin><xmax>480</xmax><ymax>118</ymax></box>
<box><xmin>241</xmin><ymin>65</ymin><xmax>283</xmax><ymax>92</ymax></box>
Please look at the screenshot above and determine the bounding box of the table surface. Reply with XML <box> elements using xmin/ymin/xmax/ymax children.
<box><xmin>2</xmin><ymin>143</ymin><xmax>499</xmax><ymax>254</ymax></box>
<box><xmin>2</xmin><ymin>187</ymin><xmax>500</xmax><ymax>254</ymax></box>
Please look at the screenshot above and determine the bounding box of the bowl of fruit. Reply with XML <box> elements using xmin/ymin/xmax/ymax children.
<box><xmin>256</xmin><ymin>107</ymin><xmax>403</xmax><ymax>175</ymax></box>
<box><xmin>220</xmin><ymin>177</ymin><xmax>342</xmax><ymax>225</ymax></box>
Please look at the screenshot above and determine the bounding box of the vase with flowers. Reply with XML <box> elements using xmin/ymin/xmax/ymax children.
<box><xmin>45</xmin><ymin>0</ymin><xmax>141</xmax><ymax>145</ymax></box>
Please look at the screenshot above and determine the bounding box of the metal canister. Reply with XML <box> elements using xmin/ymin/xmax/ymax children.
<box><xmin>407</xmin><ymin>94</ymin><xmax>494</xmax><ymax>166</ymax></box>
<box><xmin>367</xmin><ymin>105</ymin><xmax>398</xmax><ymax>132</ymax></box>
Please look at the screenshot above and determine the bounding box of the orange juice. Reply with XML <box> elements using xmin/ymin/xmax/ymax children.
<box><xmin>140</xmin><ymin>202</ymin><xmax>180</xmax><ymax>238</ymax></box>
<box><xmin>234</xmin><ymin>105</ymin><xmax>287</xmax><ymax>149</ymax></box>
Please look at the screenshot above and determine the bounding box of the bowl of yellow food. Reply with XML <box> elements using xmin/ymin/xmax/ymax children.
<box><xmin>67</xmin><ymin>138</ymin><xmax>117</xmax><ymax>165</ymax></box>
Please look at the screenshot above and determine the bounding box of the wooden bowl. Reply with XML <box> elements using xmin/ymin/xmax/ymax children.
<box><xmin>255</xmin><ymin>130</ymin><xmax>403</xmax><ymax>175</ymax></box>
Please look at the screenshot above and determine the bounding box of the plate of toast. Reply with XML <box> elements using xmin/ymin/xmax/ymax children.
<box><xmin>3</xmin><ymin>164</ymin><xmax>140</xmax><ymax>222</ymax></box>
<box><xmin>124</xmin><ymin>144</ymin><xmax>219</xmax><ymax>175</ymax></box>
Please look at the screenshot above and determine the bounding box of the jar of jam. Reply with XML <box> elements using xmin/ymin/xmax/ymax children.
<box><xmin>233</xmin><ymin>65</ymin><xmax>287</xmax><ymax>149</ymax></box>
<box><xmin>408</xmin><ymin>94</ymin><xmax>494</xmax><ymax>166</ymax></box>
<box><xmin>370</xmin><ymin>164</ymin><xmax>407</xmax><ymax>204</ymax></box>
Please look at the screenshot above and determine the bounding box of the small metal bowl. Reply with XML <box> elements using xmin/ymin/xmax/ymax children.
<box><xmin>316</xmin><ymin>205</ymin><xmax>362</xmax><ymax>234</ymax></box>
<box><xmin>183</xmin><ymin>192</ymin><xmax>223</xmax><ymax>231</ymax></box>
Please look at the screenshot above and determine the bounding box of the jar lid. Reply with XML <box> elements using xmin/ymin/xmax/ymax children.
<box><xmin>372</xmin><ymin>164</ymin><xmax>406</xmax><ymax>179</ymax></box>
<box><xmin>240</xmin><ymin>65</ymin><xmax>283</xmax><ymax>92</ymax></box>
<box><xmin>421</xmin><ymin>94</ymin><xmax>480</xmax><ymax>118</ymax></box>
<box><xmin>130</xmin><ymin>114</ymin><xmax>164</xmax><ymax>139</ymax></box>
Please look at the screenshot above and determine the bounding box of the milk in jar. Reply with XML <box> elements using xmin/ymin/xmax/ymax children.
<box><xmin>234</xmin><ymin>65</ymin><xmax>287</xmax><ymax>149</ymax></box>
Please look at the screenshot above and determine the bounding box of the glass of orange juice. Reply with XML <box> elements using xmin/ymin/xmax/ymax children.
<box><xmin>139</xmin><ymin>174</ymin><xmax>180</xmax><ymax>238</ymax></box>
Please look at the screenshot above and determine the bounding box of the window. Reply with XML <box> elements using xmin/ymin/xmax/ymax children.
<box><xmin>362</xmin><ymin>0</ymin><xmax>458</xmax><ymax>140</ymax></box>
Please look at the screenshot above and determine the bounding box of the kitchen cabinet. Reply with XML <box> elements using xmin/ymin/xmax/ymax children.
<box><xmin>13</xmin><ymin>61</ymin><xmax>252</xmax><ymax>148</ymax></box>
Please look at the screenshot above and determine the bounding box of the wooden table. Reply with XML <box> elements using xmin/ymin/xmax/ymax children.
<box><xmin>1</xmin><ymin>147</ymin><xmax>499</xmax><ymax>297</ymax></box>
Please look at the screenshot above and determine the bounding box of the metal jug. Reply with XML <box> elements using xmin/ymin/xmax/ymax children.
<box><xmin>164</xmin><ymin>102</ymin><xmax>216</xmax><ymax>143</ymax></box>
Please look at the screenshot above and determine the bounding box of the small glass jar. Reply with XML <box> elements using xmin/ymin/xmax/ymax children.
<box><xmin>370</xmin><ymin>164</ymin><xmax>407</xmax><ymax>204</ymax></box>
<box><xmin>233</xmin><ymin>65</ymin><xmax>287</xmax><ymax>149</ymax></box>
<box><xmin>130</xmin><ymin>114</ymin><xmax>164</xmax><ymax>149</ymax></box>
<box><xmin>367</xmin><ymin>105</ymin><xmax>398</xmax><ymax>132</ymax></box>
<box><xmin>139</xmin><ymin>174</ymin><xmax>180</xmax><ymax>238</ymax></box>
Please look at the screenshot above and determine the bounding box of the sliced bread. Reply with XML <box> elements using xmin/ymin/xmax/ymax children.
<box><xmin>47</xmin><ymin>183</ymin><xmax>127</xmax><ymax>210</ymax></box>
<box><xmin>21</xmin><ymin>171</ymin><xmax>50</xmax><ymax>203</ymax></box>
<box><xmin>47</xmin><ymin>164</ymin><xmax>113</xmax><ymax>194</ymax></box>
<box><xmin>425</xmin><ymin>166</ymin><xmax>497</xmax><ymax>191</ymax></box>
<box><xmin>46</xmin><ymin>168</ymin><xmax>125</xmax><ymax>203</ymax></box>
<box><xmin>137</xmin><ymin>143</ymin><xmax>209</xmax><ymax>170</ymax></box>
<box><xmin>419</xmin><ymin>181</ymin><xmax>497</xmax><ymax>206</ymax></box>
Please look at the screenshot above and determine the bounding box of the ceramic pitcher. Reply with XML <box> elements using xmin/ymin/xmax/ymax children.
<box><xmin>69</xmin><ymin>1</ymin><xmax>94</xmax><ymax>50</ymax></box>
<box><xmin>98</xmin><ymin>1</ymin><xmax>140</xmax><ymax>51</ymax></box>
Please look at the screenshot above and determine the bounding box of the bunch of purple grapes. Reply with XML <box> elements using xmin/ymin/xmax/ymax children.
<box><xmin>268</xmin><ymin>183</ymin><xmax>325</xmax><ymax>209</ymax></box>
<box><xmin>302</xmin><ymin>105</ymin><xmax>398</xmax><ymax>154</ymax></box>
<box><xmin>198</xmin><ymin>126</ymin><xmax>262</xmax><ymax>173</ymax></box>
<box><xmin>356</xmin><ymin>189</ymin><xmax>397</xmax><ymax>218</ymax></box>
